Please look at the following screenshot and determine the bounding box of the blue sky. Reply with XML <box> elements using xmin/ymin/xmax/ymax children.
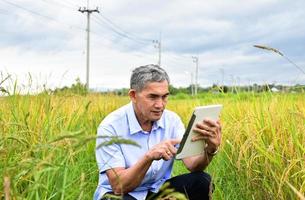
<box><xmin>1</xmin><ymin>0</ymin><xmax>305</xmax><ymax>92</ymax></box>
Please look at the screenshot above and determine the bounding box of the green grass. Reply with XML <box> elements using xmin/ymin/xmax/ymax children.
<box><xmin>0</xmin><ymin>92</ymin><xmax>304</xmax><ymax>199</ymax></box>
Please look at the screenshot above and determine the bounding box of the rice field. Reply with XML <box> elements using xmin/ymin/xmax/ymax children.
<box><xmin>0</xmin><ymin>92</ymin><xmax>304</xmax><ymax>199</ymax></box>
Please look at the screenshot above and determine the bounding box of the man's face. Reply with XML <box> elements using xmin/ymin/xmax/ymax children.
<box><xmin>130</xmin><ymin>80</ymin><xmax>169</xmax><ymax>123</ymax></box>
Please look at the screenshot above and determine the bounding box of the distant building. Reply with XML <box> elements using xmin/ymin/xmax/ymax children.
<box><xmin>271</xmin><ymin>87</ymin><xmax>280</xmax><ymax>93</ymax></box>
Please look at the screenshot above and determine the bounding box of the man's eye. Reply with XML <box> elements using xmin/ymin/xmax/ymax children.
<box><xmin>162</xmin><ymin>95</ymin><xmax>169</xmax><ymax>100</ymax></box>
<box><xmin>149</xmin><ymin>96</ymin><xmax>158</xmax><ymax>99</ymax></box>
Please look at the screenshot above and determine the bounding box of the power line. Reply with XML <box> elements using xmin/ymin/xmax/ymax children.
<box><xmin>40</xmin><ymin>0</ymin><xmax>76</xmax><ymax>10</ymax></box>
<box><xmin>1</xmin><ymin>0</ymin><xmax>84</xmax><ymax>32</ymax></box>
<box><xmin>0</xmin><ymin>8</ymin><xmax>9</xmax><ymax>15</ymax></box>
<box><xmin>163</xmin><ymin>54</ymin><xmax>191</xmax><ymax>68</ymax></box>
<box><xmin>90</xmin><ymin>23</ymin><xmax>153</xmax><ymax>54</ymax></box>
<box><xmin>92</xmin><ymin>16</ymin><xmax>137</xmax><ymax>42</ymax></box>
<box><xmin>97</xmin><ymin>13</ymin><xmax>153</xmax><ymax>43</ymax></box>
<box><xmin>1</xmin><ymin>0</ymin><xmax>162</xmax><ymax>88</ymax></box>
<box><xmin>86</xmin><ymin>9</ymin><xmax>166</xmax><ymax>67</ymax></box>
<box><xmin>42</xmin><ymin>0</ymin><xmax>82</xmax><ymax>9</ymax></box>
<box><xmin>89</xmin><ymin>16</ymin><xmax>157</xmax><ymax>57</ymax></box>
<box><xmin>2</xmin><ymin>0</ymin><xmax>56</xmax><ymax>21</ymax></box>
<box><xmin>1</xmin><ymin>0</ymin><xmax>120</xmax><ymax>48</ymax></box>
<box><xmin>91</xmin><ymin>16</ymin><xmax>160</xmax><ymax>61</ymax></box>
<box><xmin>1</xmin><ymin>0</ymin><xmax>195</xmax><ymax>86</ymax></box>
<box><xmin>92</xmin><ymin>15</ymin><xmax>150</xmax><ymax>46</ymax></box>
<box><xmin>0</xmin><ymin>0</ymin><xmax>107</xmax><ymax>59</ymax></box>
<box><xmin>167</xmin><ymin>52</ymin><xmax>192</xmax><ymax>61</ymax></box>
<box><xmin>61</xmin><ymin>0</ymin><xmax>81</xmax><ymax>8</ymax></box>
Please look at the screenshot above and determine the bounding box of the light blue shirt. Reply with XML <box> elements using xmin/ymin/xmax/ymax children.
<box><xmin>94</xmin><ymin>102</ymin><xmax>185</xmax><ymax>200</ymax></box>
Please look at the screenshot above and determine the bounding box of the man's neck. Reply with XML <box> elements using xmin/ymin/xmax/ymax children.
<box><xmin>140</xmin><ymin>120</ymin><xmax>153</xmax><ymax>132</ymax></box>
<box><xmin>132</xmin><ymin>105</ymin><xmax>153</xmax><ymax>132</ymax></box>
<box><xmin>136</xmin><ymin>114</ymin><xmax>153</xmax><ymax>132</ymax></box>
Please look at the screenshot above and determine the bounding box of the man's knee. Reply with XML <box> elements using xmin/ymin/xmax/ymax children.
<box><xmin>189</xmin><ymin>171</ymin><xmax>212</xmax><ymax>189</ymax></box>
<box><xmin>166</xmin><ymin>172</ymin><xmax>213</xmax><ymax>200</ymax></box>
<box><xmin>168</xmin><ymin>172</ymin><xmax>212</xmax><ymax>190</ymax></box>
<box><xmin>186</xmin><ymin>172</ymin><xmax>213</xmax><ymax>199</ymax></box>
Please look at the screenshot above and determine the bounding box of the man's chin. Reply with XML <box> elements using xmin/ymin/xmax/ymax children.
<box><xmin>150</xmin><ymin>112</ymin><xmax>163</xmax><ymax>120</ymax></box>
<box><xmin>152</xmin><ymin>116</ymin><xmax>161</xmax><ymax>121</ymax></box>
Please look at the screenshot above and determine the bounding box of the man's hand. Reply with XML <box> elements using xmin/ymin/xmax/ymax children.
<box><xmin>145</xmin><ymin>139</ymin><xmax>181</xmax><ymax>161</ymax></box>
<box><xmin>192</xmin><ymin>119</ymin><xmax>222</xmax><ymax>154</ymax></box>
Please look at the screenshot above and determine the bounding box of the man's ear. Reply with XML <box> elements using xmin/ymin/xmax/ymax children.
<box><xmin>128</xmin><ymin>89</ymin><xmax>136</xmax><ymax>103</ymax></box>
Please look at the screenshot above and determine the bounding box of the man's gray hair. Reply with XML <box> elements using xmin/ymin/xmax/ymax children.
<box><xmin>130</xmin><ymin>64</ymin><xmax>170</xmax><ymax>91</ymax></box>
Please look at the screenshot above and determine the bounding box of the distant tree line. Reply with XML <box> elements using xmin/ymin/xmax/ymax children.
<box><xmin>112</xmin><ymin>83</ymin><xmax>305</xmax><ymax>96</ymax></box>
<box><xmin>48</xmin><ymin>78</ymin><xmax>305</xmax><ymax>96</ymax></box>
<box><xmin>51</xmin><ymin>78</ymin><xmax>88</xmax><ymax>95</ymax></box>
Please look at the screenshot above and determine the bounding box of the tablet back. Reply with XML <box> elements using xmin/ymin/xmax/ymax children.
<box><xmin>176</xmin><ymin>104</ymin><xmax>223</xmax><ymax>159</ymax></box>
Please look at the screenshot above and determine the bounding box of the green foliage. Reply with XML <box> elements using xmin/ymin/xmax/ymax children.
<box><xmin>113</xmin><ymin>88</ymin><xmax>129</xmax><ymax>96</ymax></box>
<box><xmin>52</xmin><ymin>78</ymin><xmax>88</xmax><ymax>95</ymax></box>
<box><xmin>167</xmin><ymin>83</ymin><xmax>305</xmax><ymax>95</ymax></box>
<box><xmin>170</xmin><ymin>92</ymin><xmax>191</xmax><ymax>100</ymax></box>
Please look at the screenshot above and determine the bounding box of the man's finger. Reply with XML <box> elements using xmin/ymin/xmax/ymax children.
<box><xmin>168</xmin><ymin>144</ymin><xmax>177</xmax><ymax>154</ymax></box>
<box><xmin>169</xmin><ymin>139</ymin><xmax>181</xmax><ymax>145</ymax></box>
<box><xmin>193</xmin><ymin>128</ymin><xmax>211</xmax><ymax>137</ymax></box>
<box><xmin>203</xmin><ymin>118</ymin><xmax>218</xmax><ymax>127</ymax></box>
<box><xmin>162</xmin><ymin>151</ymin><xmax>171</xmax><ymax>160</ymax></box>
<box><xmin>191</xmin><ymin>135</ymin><xmax>209</xmax><ymax>142</ymax></box>
<box><xmin>216</xmin><ymin>120</ymin><xmax>222</xmax><ymax>131</ymax></box>
<box><xmin>196</xmin><ymin>123</ymin><xmax>215</xmax><ymax>133</ymax></box>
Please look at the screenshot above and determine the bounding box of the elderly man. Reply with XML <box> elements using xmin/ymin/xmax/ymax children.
<box><xmin>94</xmin><ymin>64</ymin><xmax>221</xmax><ymax>200</ymax></box>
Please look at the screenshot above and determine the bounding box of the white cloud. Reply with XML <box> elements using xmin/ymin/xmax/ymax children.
<box><xmin>1</xmin><ymin>0</ymin><xmax>305</xmax><ymax>92</ymax></box>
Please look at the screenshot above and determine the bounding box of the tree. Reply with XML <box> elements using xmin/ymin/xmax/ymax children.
<box><xmin>52</xmin><ymin>78</ymin><xmax>88</xmax><ymax>95</ymax></box>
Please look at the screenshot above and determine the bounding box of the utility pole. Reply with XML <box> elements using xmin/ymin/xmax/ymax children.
<box><xmin>153</xmin><ymin>32</ymin><xmax>162</xmax><ymax>66</ymax></box>
<box><xmin>79</xmin><ymin>4</ymin><xmax>99</xmax><ymax>91</ymax></box>
<box><xmin>230</xmin><ymin>74</ymin><xmax>234</xmax><ymax>93</ymax></box>
<box><xmin>185</xmin><ymin>71</ymin><xmax>194</xmax><ymax>96</ymax></box>
<box><xmin>191</xmin><ymin>72</ymin><xmax>194</xmax><ymax>96</ymax></box>
<box><xmin>219</xmin><ymin>68</ymin><xmax>224</xmax><ymax>86</ymax></box>
<box><xmin>192</xmin><ymin>56</ymin><xmax>199</xmax><ymax>95</ymax></box>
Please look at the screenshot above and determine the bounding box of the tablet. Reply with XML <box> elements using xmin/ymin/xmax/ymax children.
<box><xmin>175</xmin><ymin>104</ymin><xmax>223</xmax><ymax>159</ymax></box>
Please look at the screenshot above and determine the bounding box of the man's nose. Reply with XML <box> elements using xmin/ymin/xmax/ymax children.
<box><xmin>154</xmin><ymin>98</ymin><xmax>164</xmax><ymax>108</ymax></box>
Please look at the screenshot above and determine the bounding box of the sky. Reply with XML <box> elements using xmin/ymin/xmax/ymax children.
<box><xmin>1</xmin><ymin>0</ymin><xmax>305</xmax><ymax>92</ymax></box>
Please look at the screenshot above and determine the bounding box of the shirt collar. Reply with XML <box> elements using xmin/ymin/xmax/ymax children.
<box><xmin>127</xmin><ymin>102</ymin><xmax>165</xmax><ymax>135</ymax></box>
<box><xmin>153</xmin><ymin>113</ymin><xmax>165</xmax><ymax>130</ymax></box>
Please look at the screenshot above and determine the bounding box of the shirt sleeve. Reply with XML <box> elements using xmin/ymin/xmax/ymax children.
<box><xmin>95</xmin><ymin>125</ymin><xmax>126</xmax><ymax>173</ymax></box>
